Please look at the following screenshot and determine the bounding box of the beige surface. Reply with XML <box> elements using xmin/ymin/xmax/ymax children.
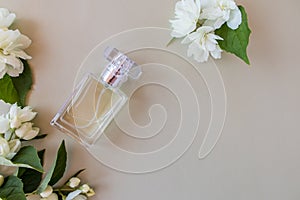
<box><xmin>1</xmin><ymin>0</ymin><xmax>300</xmax><ymax>199</ymax></box>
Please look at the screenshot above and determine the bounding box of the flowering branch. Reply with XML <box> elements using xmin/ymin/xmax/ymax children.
<box><xmin>0</xmin><ymin>8</ymin><xmax>95</xmax><ymax>200</ymax></box>
<box><xmin>169</xmin><ymin>0</ymin><xmax>251</xmax><ymax>64</ymax></box>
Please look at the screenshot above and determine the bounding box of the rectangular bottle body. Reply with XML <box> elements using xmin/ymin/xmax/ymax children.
<box><xmin>51</xmin><ymin>73</ymin><xmax>127</xmax><ymax>145</ymax></box>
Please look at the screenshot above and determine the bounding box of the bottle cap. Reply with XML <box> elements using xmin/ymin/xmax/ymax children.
<box><xmin>101</xmin><ymin>47</ymin><xmax>142</xmax><ymax>88</ymax></box>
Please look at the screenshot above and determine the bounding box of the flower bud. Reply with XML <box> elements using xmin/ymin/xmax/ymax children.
<box><xmin>41</xmin><ymin>193</ymin><xmax>58</xmax><ymax>200</ymax></box>
<box><xmin>80</xmin><ymin>184</ymin><xmax>90</xmax><ymax>193</ymax></box>
<box><xmin>40</xmin><ymin>185</ymin><xmax>53</xmax><ymax>198</ymax></box>
<box><xmin>68</xmin><ymin>177</ymin><xmax>81</xmax><ymax>188</ymax></box>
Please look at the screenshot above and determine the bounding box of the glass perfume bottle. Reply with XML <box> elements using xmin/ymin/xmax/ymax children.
<box><xmin>51</xmin><ymin>47</ymin><xmax>141</xmax><ymax>146</ymax></box>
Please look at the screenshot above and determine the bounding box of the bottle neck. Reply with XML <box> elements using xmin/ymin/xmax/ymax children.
<box><xmin>100</xmin><ymin>53</ymin><xmax>134</xmax><ymax>88</ymax></box>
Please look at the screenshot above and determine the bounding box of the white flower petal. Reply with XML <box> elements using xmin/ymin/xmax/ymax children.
<box><xmin>182</xmin><ymin>26</ymin><xmax>223</xmax><ymax>62</ymax></box>
<box><xmin>0</xmin><ymin>8</ymin><xmax>16</xmax><ymax>28</ymax></box>
<box><xmin>66</xmin><ymin>190</ymin><xmax>82</xmax><ymax>200</ymax></box>
<box><xmin>15</xmin><ymin>123</ymin><xmax>30</xmax><ymax>138</ymax></box>
<box><xmin>187</xmin><ymin>41</ymin><xmax>209</xmax><ymax>62</ymax></box>
<box><xmin>0</xmin><ymin>115</ymin><xmax>9</xmax><ymax>133</ymax></box>
<box><xmin>23</xmin><ymin>127</ymin><xmax>39</xmax><ymax>140</ymax></box>
<box><xmin>6</xmin><ymin>139</ymin><xmax>21</xmax><ymax>159</ymax></box>
<box><xmin>0</xmin><ymin>29</ymin><xmax>31</xmax><ymax>78</ymax></box>
<box><xmin>15</xmin><ymin>122</ymin><xmax>39</xmax><ymax>140</ymax></box>
<box><xmin>8</xmin><ymin>139</ymin><xmax>21</xmax><ymax>154</ymax></box>
<box><xmin>0</xmin><ymin>67</ymin><xmax>7</xmax><ymax>79</ymax></box>
<box><xmin>9</xmin><ymin>104</ymin><xmax>21</xmax><ymax>128</ymax></box>
<box><xmin>9</xmin><ymin>104</ymin><xmax>37</xmax><ymax>129</ymax></box>
<box><xmin>0</xmin><ymin>100</ymin><xmax>11</xmax><ymax>115</ymax></box>
<box><xmin>200</xmin><ymin>7</ymin><xmax>222</xmax><ymax>20</ymax></box>
<box><xmin>170</xmin><ymin>0</ymin><xmax>201</xmax><ymax>38</ymax></box>
<box><xmin>227</xmin><ymin>7</ymin><xmax>242</xmax><ymax>30</ymax></box>
<box><xmin>210</xmin><ymin>45</ymin><xmax>223</xmax><ymax>59</ymax></box>
<box><xmin>1</xmin><ymin>54</ymin><xmax>24</xmax><ymax>77</ymax></box>
<box><xmin>19</xmin><ymin>106</ymin><xmax>37</xmax><ymax>122</ymax></box>
<box><xmin>6</xmin><ymin>64</ymin><xmax>24</xmax><ymax>77</ymax></box>
<box><xmin>0</xmin><ymin>61</ymin><xmax>7</xmax><ymax>79</ymax></box>
<box><xmin>0</xmin><ymin>136</ymin><xmax>10</xmax><ymax>157</ymax></box>
<box><xmin>200</xmin><ymin>0</ymin><xmax>241</xmax><ymax>29</ymax></box>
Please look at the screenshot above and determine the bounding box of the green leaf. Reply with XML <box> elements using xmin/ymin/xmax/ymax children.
<box><xmin>11</xmin><ymin>60</ymin><xmax>33</xmax><ymax>106</ymax></box>
<box><xmin>215</xmin><ymin>5</ymin><xmax>251</xmax><ymax>64</ymax></box>
<box><xmin>12</xmin><ymin>146</ymin><xmax>44</xmax><ymax>173</ymax></box>
<box><xmin>18</xmin><ymin>149</ymin><xmax>45</xmax><ymax>193</ymax></box>
<box><xmin>0</xmin><ymin>176</ymin><xmax>26</xmax><ymax>200</ymax></box>
<box><xmin>49</xmin><ymin>140</ymin><xmax>67</xmax><ymax>186</ymax></box>
<box><xmin>0</xmin><ymin>157</ymin><xmax>41</xmax><ymax>172</ymax></box>
<box><xmin>0</xmin><ymin>74</ymin><xmax>19</xmax><ymax>104</ymax></box>
<box><xmin>37</xmin><ymin>141</ymin><xmax>67</xmax><ymax>193</ymax></box>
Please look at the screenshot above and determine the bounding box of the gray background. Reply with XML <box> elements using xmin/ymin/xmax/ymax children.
<box><xmin>1</xmin><ymin>0</ymin><xmax>299</xmax><ymax>199</ymax></box>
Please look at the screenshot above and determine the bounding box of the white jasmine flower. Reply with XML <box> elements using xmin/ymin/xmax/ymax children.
<box><xmin>0</xmin><ymin>8</ymin><xmax>16</xmax><ymax>29</ymax></box>
<box><xmin>0</xmin><ymin>174</ymin><xmax>4</xmax><ymax>187</ymax></box>
<box><xmin>68</xmin><ymin>177</ymin><xmax>81</xmax><ymax>188</ymax></box>
<box><xmin>200</xmin><ymin>0</ymin><xmax>241</xmax><ymax>30</ymax></box>
<box><xmin>40</xmin><ymin>185</ymin><xmax>53</xmax><ymax>198</ymax></box>
<box><xmin>0</xmin><ymin>136</ymin><xmax>10</xmax><ymax>157</ymax></box>
<box><xmin>0</xmin><ymin>53</ymin><xmax>24</xmax><ymax>78</ymax></box>
<box><xmin>170</xmin><ymin>0</ymin><xmax>201</xmax><ymax>38</ymax></box>
<box><xmin>9</xmin><ymin>103</ymin><xmax>37</xmax><ymax>129</ymax></box>
<box><xmin>41</xmin><ymin>193</ymin><xmax>58</xmax><ymax>200</ymax></box>
<box><xmin>15</xmin><ymin>122</ymin><xmax>39</xmax><ymax>140</ymax></box>
<box><xmin>182</xmin><ymin>26</ymin><xmax>223</xmax><ymax>62</ymax></box>
<box><xmin>0</xmin><ymin>29</ymin><xmax>31</xmax><ymax>79</ymax></box>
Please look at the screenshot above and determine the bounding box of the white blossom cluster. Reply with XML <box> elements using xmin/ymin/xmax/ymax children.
<box><xmin>170</xmin><ymin>0</ymin><xmax>242</xmax><ymax>62</ymax></box>
<box><xmin>0</xmin><ymin>8</ymin><xmax>32</xmax><ymax>79</ymax></box>
<box><xmin>0</xmin><ymin>100</ymin><xmax>39</xmax><ymax>159</ymax></box>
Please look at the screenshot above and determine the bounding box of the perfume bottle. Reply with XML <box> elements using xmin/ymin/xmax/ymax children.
<box><xmin>51</xmin><ymin>47</ymin><xmax>141</xmax><ymax>146</ymax></box>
